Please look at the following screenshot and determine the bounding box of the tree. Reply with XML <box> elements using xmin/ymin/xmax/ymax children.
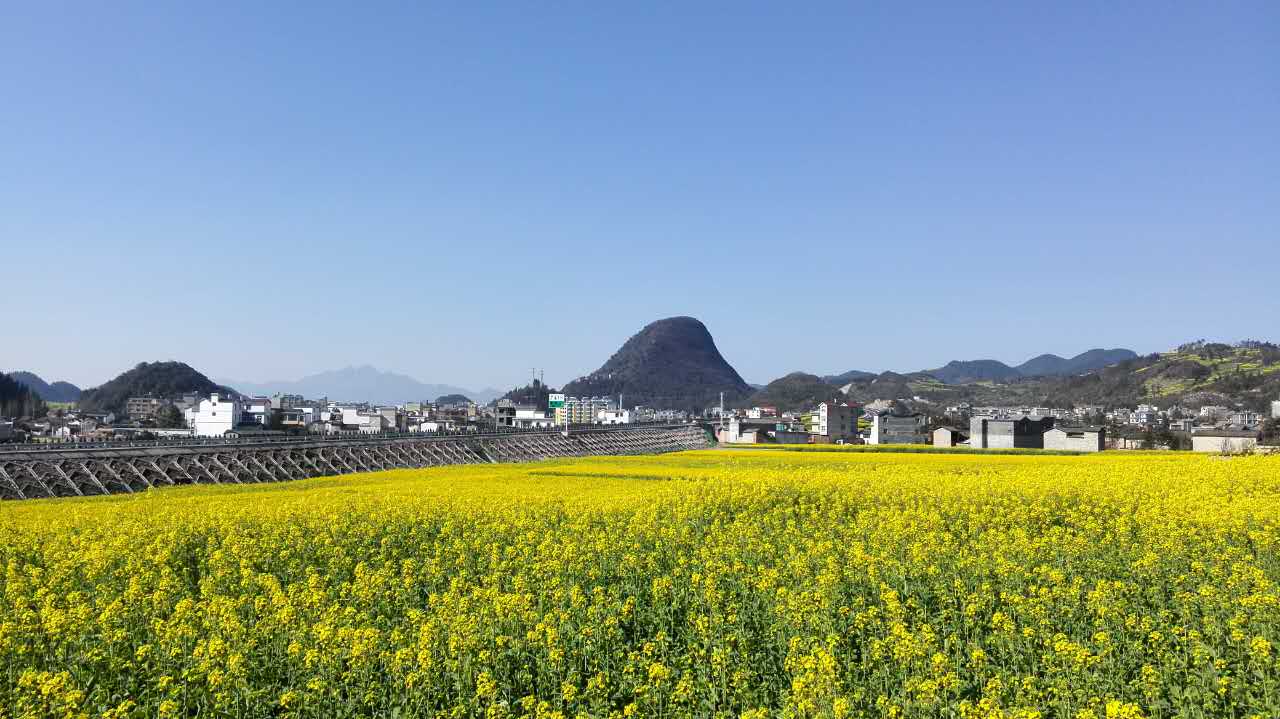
<box><xmin>1263</xmin><ymin>418</ymin><xmax>1280</xmax><ymax>445</ymax></box>
<box><xmin>154</xmin><ymin>404</ymin><xmax>186</xmax><ymax>429</ymax></box>
<box><xmin>0</xmin><ymin>373</ymin><xmax>47</xmax><ymax>419</ymax></box>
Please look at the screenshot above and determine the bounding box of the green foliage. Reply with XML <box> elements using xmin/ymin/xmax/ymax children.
<box><xmin>0</xmin><ymin>373</ymin><xmax>47</xmax><ymax>418</ymax></box>
<box><xmin>153</xmin><ymin>404</ymin><xmax>186</xmax><ymax>429</ymax></box>
<box><xmin>7</xmin><ymin>372</ymin><xmax>81</xmax><ymax>403</ymax></box>
<box><xmin>745</xmin><ymin>372</ymin><xmax>843</xmax><ymax>412</ymax></box>
<box><xmin>77</xmin><ymin>362</ymin><xmax>228</xmax><ymax>414</ymax></box>
<box><xmin>501</xmin><ymin>381</ymin><xmax>556</xmax><ymax>411</ymax></box>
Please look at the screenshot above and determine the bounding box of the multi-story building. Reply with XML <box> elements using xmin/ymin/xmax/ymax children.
<box><xmin>126</xmin><ymin>396</ymin><xmax>166</xmax><ymax>420</ymax></box>
<box><xmin>186</xmin><ymin>394</ymin><xmax>243</xmax><ymax>437</ymax></box>
<box><xmin>1230</xmin><ymin>410</ymin><xmax>1262</xmax><ymax>428</ymax></box>
<box><xmin>867</xmin><ymin>413</ymin><xmax>926</xmax><ymax>445</ymax></box>
<box><xmin>279</xmin><ymin>406</ymin><xmax>317</xmax><ymax>429</ymax></box>
<box><xmin>495</xmin><ymin>399</ymin><xmax>517</xmax><ymax>428</ymax></box>
<box><xmin>1133</xmin><ymin>405</ymin><xmax>1162</xmax><ymax>426</ymax></box>
<box><xmin>272</xmin><ymin>393</ymin><xmax>306</xmax><ymax>410</ymax></box>
<box><xmin>1199</xmin><ymin>406</ymin><xmax>1229</xmax><ymax>421</ymax></box>
<box><xmin>554</xmin><ymin>396</ymin><xmax>613</xmax><ymax>425</ymax></box>
<box><xmin>815</xmin><ymin>402</ymin><xmax>856</xmax><ymax>441</ymax></box>
<box><xmin>244</xmin><ymin>397</ymin><xmax>274</xmax><ymax>425</ymax></box>
<box><xmin>969</xmin><ymin>415</ymin><xmax>1056</xmax><ymax>449</ymax></box>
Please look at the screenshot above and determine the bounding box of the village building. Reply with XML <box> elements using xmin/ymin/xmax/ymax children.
<box><xmin>1191</xmin><ymin>428</ymin><xmax>1261</xmax><ymax>454</ymax></box>
<box><xmin>1043</xmin><ymin>425</ymin><xmax>1107</xmax><ymax>452</ymax></box>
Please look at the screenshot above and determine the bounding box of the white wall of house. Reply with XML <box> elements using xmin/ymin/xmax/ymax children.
<box><xmin>189</xmin><ymin>394</ymin><xmax>241</xmax><ymax>437</ymax></box>
<box><xmin>1192</xmin><ymin>434</ymin><xmax>1258</xmax><ymax>453</ymax></box>
<box><xmin>1044</xmin><ymin>428</ymin><xmax>1105</xmax><ymax>452</ymax></box>
<box><xmin>597</xmin><ymin>409</ymin><xmax>630</xmax><ymax>425</ymax></box>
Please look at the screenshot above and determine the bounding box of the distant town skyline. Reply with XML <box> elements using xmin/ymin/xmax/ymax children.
<box><xmin>4</xmin><ymin>2</ymin><xmax>1276</xmax><ymax>389</ymax></box>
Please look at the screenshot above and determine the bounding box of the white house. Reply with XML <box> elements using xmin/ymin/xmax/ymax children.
<box><xmin>1043</xmin><ymin>426</ymin><xmax>1106</xmax><ymax>452</ymax></box>
<box><xmin>718</xmin><ymin>417</ymin><xmax>762</xmax><ymax>444</ymax></box>
<box><xmin>515</xmin><ymin>407</ymin><xmax>556</xmax><ymax>429</ymax></box>
<box><xmin>1191</xmin><ymin>429</ymin><xmax>1261</xmax><ymax>454</ymax></box>
<box><xmin>597</xmin><ymin>409</ymin><xmax>631</xmax><ymax>425</ymax></box>
<box><xmin>244</xmin><ymin>397</ymin><xmax>274</xmax><ymax>425</ymax></box>
<box><xmin>187</xmin><ymin>393</ymin><xmax>243</xmax><ymax>437</ymax></box>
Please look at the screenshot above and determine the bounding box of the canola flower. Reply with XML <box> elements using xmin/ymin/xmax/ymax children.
<box><xmin>0</xmin><ymin>450</ymin><xmax>1278</xmax><ymax>718</ymax></box>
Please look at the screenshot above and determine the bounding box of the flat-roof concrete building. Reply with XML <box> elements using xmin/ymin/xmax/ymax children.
<box><xmin>969</xmin><ymin>415</ymin><xmax>1056</xmax><ymax>449</ymax></box>
<box><xmin>867</xmin><ymin>413</ymin><xmax>926</xmax><ymax>445</ymax></box>
<box><xmin>816</xmin><ymin>402</ymin><xmax>857</xmax><ymax>442</ymax></box>
<box><xmin>1044</xmin><ymin>425</ymin><xmax>1106</xmax><ymax>452</ymax></box>
<box><xmin>1191</xmin><ymin>429</ymin><xmax>1261</xmax><ymax>454</ymax></box>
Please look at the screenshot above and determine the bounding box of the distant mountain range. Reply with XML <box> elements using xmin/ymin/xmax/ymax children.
<box><xmin>12</xmin><ymin>330</ymin><xmax>1272</xmax><ymax>420</ymax></box>
<box><xmin>820</xmin><ymin>369</ymin><xmax>877</xmax><ymax>385</ymax></box>
<box><xmin>749</xmin><ymin>372</ymin><xmax>844</xmax><ymax>409</ymax></box>
<box><xmin>7</xmin><ymin>371</ymin><xmax>82</xmax><ymax>402</ymax></box>
<box><xmin>824</xmin><ymin>348</ymin><xmax>1139</xmax><ymax>387</ymax></box>
<box><xmin>808</xmin><ymin>342</ymin><xmax>1280</xmax><ymax>413</ymax></box>
<box><xmin>560</xmin><ymin>316</ymin><xmax>751</xmax><ymax>411</ymax></box>
<box><xmin>925</xmin><ymin>349</ymin><xmax>1138</xmax><ymax>384</ymax></box>
<box><xmin>219</xmin><ymin>366</ymin><xmax>503</xmax><ymax>406</ymax></box>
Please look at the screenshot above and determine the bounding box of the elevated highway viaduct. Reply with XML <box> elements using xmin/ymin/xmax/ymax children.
<box><xmin>0</xmin><ymin>424</ymin><xmax>710</xmax><ymax>501</ymax></box>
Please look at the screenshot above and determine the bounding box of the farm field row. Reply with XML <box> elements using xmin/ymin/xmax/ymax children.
<box><xmin>1</xmin><ymin>450</ymin><xmax>1278</xmax><ymax>717</ymax></box>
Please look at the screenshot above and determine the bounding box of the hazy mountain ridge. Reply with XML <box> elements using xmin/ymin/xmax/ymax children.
<box><xmin>924</xmin><ymin>348</ymin><xmax>1138</xmax><ymax>384</ymax></box>
<box><xmin>219</xmin><ymin>366</ymin><xmax>502</xmax><ymax>405</ymax></box>
<box><xmin>7</xmin><ymin>371</ymin><xmax>82</xmax><ymax>402</ymax></box>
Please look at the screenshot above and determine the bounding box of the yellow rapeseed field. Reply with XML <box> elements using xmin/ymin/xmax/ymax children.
<box><xmin>1</xmin><ymin>450</ymin><xmax>1278</xmax><ymax>718</ymax></box>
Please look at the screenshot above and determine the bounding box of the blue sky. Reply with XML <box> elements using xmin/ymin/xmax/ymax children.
<box><xmin>3</xmin><ymin>2</ymin><xmax>1276</xmax><ymax>389</ymax></box>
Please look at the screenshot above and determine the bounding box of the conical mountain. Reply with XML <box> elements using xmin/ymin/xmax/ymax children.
<box><xmin>561</xmin><ymin>317</ymin><xmax>750</xmax><ymax>411</ymax></box>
